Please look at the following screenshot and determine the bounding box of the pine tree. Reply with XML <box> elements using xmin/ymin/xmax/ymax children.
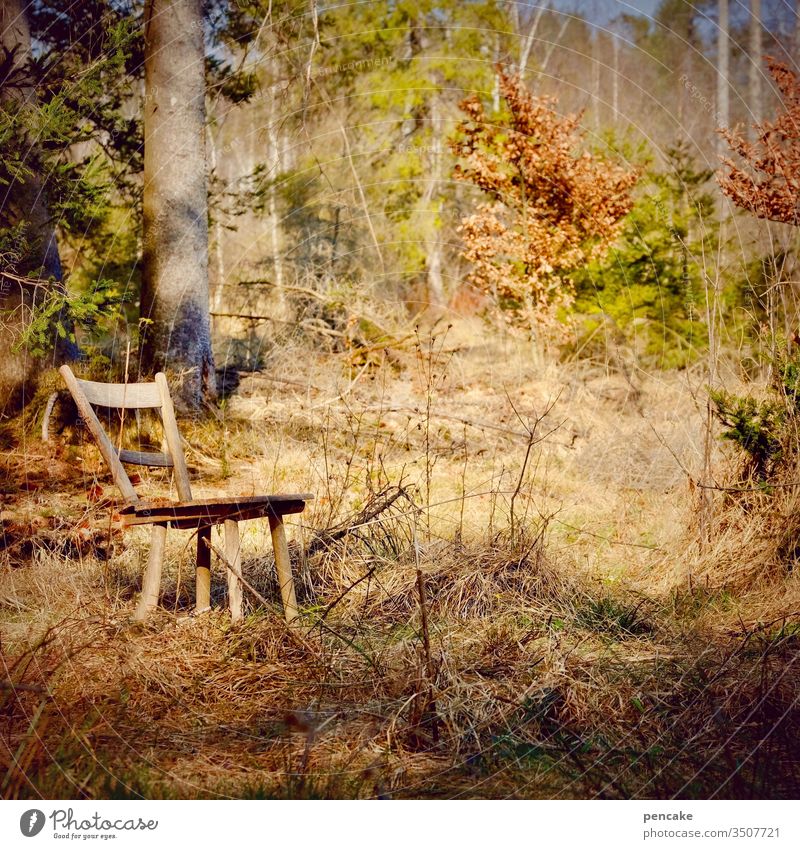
<box><xmin>0</xmin><ymin>0</ymin><xmax>80</xmax><ymax>412</ymax></box>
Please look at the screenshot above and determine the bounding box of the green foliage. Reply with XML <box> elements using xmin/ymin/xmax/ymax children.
<box><xmin>710</xmin><ymin>389</ymin><xmax>785</xmax><ymax>479</ymax></box>
<box><xmin>575</xmin><ymin>595</ymin><xmax>653</xmax><ymax>636</ymax></box>
<box><xmin>0</xmin><ymin>94</ymin><xmax>113</xmax><ymax>240</ymax></box>
<box><xmin>0</xmin><ymin>224</ymin><xmax>32</xmax><ymax>278</ymax></box>
<box><xmin>2</xmin><ymin>8</ymin><xmax>140</xmax><ymax>205</ymax></box>
<box><xmin>0</xmin><ymin>4</ymin><xmax>141</xmax><ymax>350</ymax></box>
<box><xmin>709</xmin><ymin>342</ymin><xmax>800</xmax><ymax>479</ymax></box>
<box><xmin>238</xmin><ymin>0</ymin><xmax>508</xmax><ymax>292</ymax></box>
<box><xmin>781</xmin><ymin>355</ymin><xmax>800</xmax><ymax>411</ymax></box>
<box><xmin>2</xmin><ymin>2</ymin><xmax>266</xmax><ymax>367</ymax></box>
<box><xmin>572</xmin><ymin>142</ymin><xmax>716</xmax><ymax>368</ymax></box>
<box><xmin>12</xmin><ymin>278</ymin><xmax>128</xmax><ymax>358</ymax></box>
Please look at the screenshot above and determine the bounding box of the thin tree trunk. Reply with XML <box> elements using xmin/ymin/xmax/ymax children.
<box><xmin>676</xmin><ymin>11</ymin><xmax>695</xmax><ymax>126</ymax></box>
<box><xmin>716</xmin><ymin>0</ymin><xmax>730</xmax><ymax>157</ymax></box>
<box><xmin>265</xmin><ymin>72</ymin><xmax>284</xmax><ymax>310</ymax></box>
<box><xmin>795</xmin><ymin>0</ymin><xmax>800</xmax><ymax>71</ymax></box>
<box><xmin>592</xmin><ymin>32</ymin><xmax>601</xmax><ymax>130</ymax></box>
<box><xmin>207</xmin><ymin>123</ymin><xmax>226</xmax><ymax>317</ymax></box>
<box><xmin>748</xmin><ymin>0</ymin><xmax>762</xmax><ymax>138</ymax></box>
<box><xmin>427</xmin><ymin>231</ymin><xmax>444</xmax><ymax>307</ymax></box>
<box><xmin>140</xmin><ymin>0</ymin><xmax>216</xmax><ymax>408</ymax></box>
<box><xmin>537</xmin><ymin>16</ymin><xmax>569</xmax><ymax>79</ymax></box>
<box><xmin>492</xmin><ymin>33</ymin><xmax>501</xmax><ymax>113</ymax></box>
<box><xmin>518</xmin><ymin>3</ymin><xmax>547</xmax><ymax>76</ymax></box>
<box><xmin>612</xmin><ymin>30</ymin><xmax>619</xmax><ymax>121</ymax></box>
<box><xmin>425</xmin><ymin>96</ymin><xmax>445</xmax><ymax>307</ymax></box>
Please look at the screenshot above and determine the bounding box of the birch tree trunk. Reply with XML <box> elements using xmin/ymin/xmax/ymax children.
<box><xmin>716</xmin><ymin>0</ymin><xmax>730</xmax><ymax>157</ymax></box>
<box><xmin>518</xmin><ymin>3</ymin><xmax>546</xmax><ymax>77</ymax></box>
<box><xmin>140</xmin><ymin>0</ymin><xmax>216</xmax><ymax>408</ymax></box>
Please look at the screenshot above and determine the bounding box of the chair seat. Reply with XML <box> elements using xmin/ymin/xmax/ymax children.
<box><xmin>119</xmin><ymin>494</ymin><xmax>313</xmax><ymax>529</ymax></box>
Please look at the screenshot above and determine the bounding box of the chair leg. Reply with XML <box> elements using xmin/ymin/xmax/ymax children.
<box><xmin>196</xmin><ymin>525</ymin><xmax>212</xmax><ymax>613</ymax></box>
<box><xmin>224</xmin><ymin>519</ymin><xmax>243</xmax><ymax>623</ymax></box>
<box><xmin>269</xmin><ymin>514</ymin><xmax>299</xmax><ymax>624</ymax></box>
<box><xmin>134</xmin><ymin>523</ymin><xmax>167</xmax><ymax>621</ymax></box>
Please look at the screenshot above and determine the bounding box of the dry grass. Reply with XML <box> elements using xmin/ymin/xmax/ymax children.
<box><xmin>2</xmin><ymin>319</ymin><xmax>800</xmax><ymax>799</ymax></box>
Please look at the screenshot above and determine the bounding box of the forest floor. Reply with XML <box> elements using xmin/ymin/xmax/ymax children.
<box><xmin>2</xmin><ymin>318</ymin><xmax>800</xmax><ymax>799</ymax></box>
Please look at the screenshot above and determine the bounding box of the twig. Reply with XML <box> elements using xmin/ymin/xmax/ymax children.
<box><xmin>414</xmin><ymin>531</ymin><xmax>435</xmax><ymax>684</ymax></box>
<box><xmin>236</xmin><ymin>280</ymin><xmax>331</xmax><ymax>300</ymax></box>
<box><xmin>553</xmin><ymin>518</ymin><xmax>663</xmax><ymax>551</ymax></box>
<box><xmin>308</xmin><ymin>358</ymin><xmax>372</xmax><ymax>410</ymax></box>
<box><xmin>413</xmin><ymin>510</ymin><xmax>440</xmax><ymax>742</ymax></box>
<box><xmin>210</xmin><ymin>311</ymin><xmax>346</xmax><ymax>338</ymax></box>
<box><xmin>245</xmin><ymin>372</ymin><xmax>324</xmax><ymax>392</ymax></box>
<box><xmin>357</xmin><ymin>404</ymin><xmax>576</xmax><ymax>446</ymax></box>
<box><xmin>315</xmin><ymin>567</ymin><xmax>376</xmax><ymax>625</ymax></box>
<box><xmin>202</xmin><ymin>537</ymin><xmax>377</xmax><ymax>667</ymax></box>
<box><xmin>696</xmin><ymin>479</ymin><xmax>800</xmax><ymax>492</ymax></box>
<box><xmin>202</xmin><ymin>536</ymin><xmax>271</xmax><ymax>608</ymax></box>
<box><xmin>506</xmin><ymin>388</ymin><xmax>564</xmax><ymax>539</ymax></box>
<box><xmin>304</xmin><ymin>486</ymin><xmax>406</xmax><ymax>558</ymax></box>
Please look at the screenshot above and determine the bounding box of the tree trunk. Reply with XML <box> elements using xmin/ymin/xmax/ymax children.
<box><xmin>612</xmin><ymin>29</ymin><xmax>619</xmax><ymax>121</ymax></box>
<box><xmin>716</xmin><ymin>0</ymin><xmax>730</xmax><ymax>157</ymax></box>
<box><xmin>426</xmin><ymin>232</ymin><xmax>444</xmax><ymax>307</ymax></box>
<box><xmin>748</xmin><ymin>0</ymin><xmax>762</xmax><ymax>138</ymax></box>
<box><xmin>207</xmin><ymin>123</ymin><xmax>226</xmax><ymax>317</ymax></box>
<box><xmin>518</xmin><ymin>3</ymin><xmax>546</xmax><ymax>77</ymax></box>
<box><xmin>265</xmin><ymin>73</ymin><xmax>285</xmax><ymax>310</ymax></box>
<box><xmin>591</xmin><ymin>32</ymin><xmax>601</xmax><ymax>131</ymax></box>
<box><xmin>425</xmin><ymin>96</ymin><xmax>445</xmax><ymax>307</ymax></box>
<box><xmin>0</xmin><ymin>0</ymin><xmax>76</xmax><ymax>414</ymax></box>
<box><xmin>795</xmin><ymin>0</ymin><xmax>800</xmax><ymax>70</ymax></box>
<box><xmin>140</xmin><ymin>0</ymin><xmax>215</xmax><ymax>409</ymax></box>
<box><xmin>492</xmin><ymin>33</ymin><xmax>501</xmax><ymax>113</ymax></box>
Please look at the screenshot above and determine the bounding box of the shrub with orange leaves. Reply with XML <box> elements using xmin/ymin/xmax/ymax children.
<box><xmin>449</xmin><ymin>71</ymin><xmax>639</xmax><ymax>333</ymax></box>
<box><xmin>717</xmin><ymin>59</ymin><xmax>800</xmax><ymax>224</ymax></box>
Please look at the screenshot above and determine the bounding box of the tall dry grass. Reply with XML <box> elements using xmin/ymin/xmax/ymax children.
<box><xmin>2</xmin><ymin>319</ymin><xmax>799</xmax><ymax>799</ymax></box>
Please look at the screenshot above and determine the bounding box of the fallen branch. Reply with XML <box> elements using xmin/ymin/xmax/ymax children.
<box><xmin>210</xmin><ymin>311</ymin><xmax>346</xmax><ymax>338</ymax></box>
<box><xmin>0</xmin><ymin>679</ymin><xmax>47</xmax><ymax>693</ymax></box>
<box><xmin>304</xmin><ymin>486</ymin><xmax>407</xmax><ymax>559</ymax></box>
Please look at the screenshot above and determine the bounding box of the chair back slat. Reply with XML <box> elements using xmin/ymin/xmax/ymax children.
<box><xmin>118</xmin><ymin>449</ymin><xmax>174</xmax><ymax>468</ymax></box>
<box><xmin>60</xmin><ymin>366</ymin><xmax>140</xmax><ymax>503</ymax></box>
<box><xmin>75</xmin><ymin>378</ymin><xmax>162</xmax><ymax>409</ymax></box>
<box><xmin>155</xmin><ymin>373</ymin><xmax>193</xmax><ymax>501</ymax></box>
<box><xmin>59</xmin><ymin>366</ymin><xmax>193</xmax><ymax>504</ymax></box>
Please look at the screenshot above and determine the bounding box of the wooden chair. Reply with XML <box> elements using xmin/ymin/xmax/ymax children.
<box><xmin>59</xmin><ymin>365</ymin><xmax>312</xmax><ymax>624</ymax></box>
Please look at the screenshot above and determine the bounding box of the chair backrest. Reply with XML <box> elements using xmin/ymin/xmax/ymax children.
<box><xmin>59</xmin><ymin>365</ymin><xmax>192</xmax><ymax>504</ymax></box>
